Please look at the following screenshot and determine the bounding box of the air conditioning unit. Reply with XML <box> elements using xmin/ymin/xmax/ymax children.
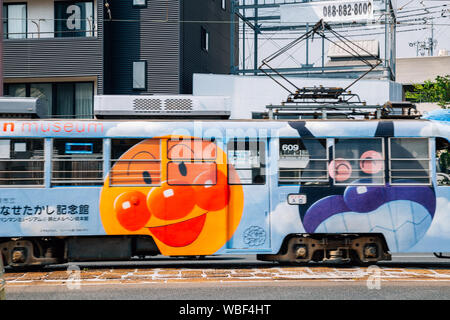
<box><xmin>0</xmin><ymin>97</ymin><xmax>44</xmax><ymax>118</ymax></box>
<box><xmin>94</xmin><ymin>95</ymin><xmax>231</xmax><ymax>119</ymax></box>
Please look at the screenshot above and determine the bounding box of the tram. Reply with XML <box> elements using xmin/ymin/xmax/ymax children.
<box><xmin>0</xmin><ymin>118</ymin><xmax>449</xmax><ymax>267</ymax></box>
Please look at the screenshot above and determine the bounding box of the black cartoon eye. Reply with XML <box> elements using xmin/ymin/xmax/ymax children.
<box><xmin>178</xmin><ymin>162</ymin><xmax>187</xmax><ymax>176</ymax></box>
<box><xmin>142</xmin><ymin>171</ymin><xmax>152</xmax><ymax>184</ymax></box>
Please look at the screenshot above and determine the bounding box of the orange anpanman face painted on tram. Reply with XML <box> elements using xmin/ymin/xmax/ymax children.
<box><xmin>99</xmin><ymin>137</ymin><xmax>244</xmax><ymax>256</ymax></box>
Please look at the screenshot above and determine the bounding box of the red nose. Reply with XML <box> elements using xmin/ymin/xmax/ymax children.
<box><xmin>147</xmin><ymin>182</ymin><xmax>197</xmax><ymax>221</ymax></box>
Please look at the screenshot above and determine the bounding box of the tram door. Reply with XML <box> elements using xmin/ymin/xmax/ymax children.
<box><xmin>226</xmin><ymin>138</ymin><xmax>271</xmax><ymax>250</ymax></box>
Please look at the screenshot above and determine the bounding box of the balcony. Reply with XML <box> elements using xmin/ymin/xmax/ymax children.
<box><xmin>2</xmin><ymin>1</ymin><xmax>104</xmax><ymax>96</ymax></box>
<box><xmin>3</xmin><ymin>0</ymin><xmax>99</xmax><ymax>39</ymax></box>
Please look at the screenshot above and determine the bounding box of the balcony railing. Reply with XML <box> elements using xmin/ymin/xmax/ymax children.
<box><xmin>3</xmin><ymin>18</ymin><xmax>97</xmax><ymax>40</ymax></box>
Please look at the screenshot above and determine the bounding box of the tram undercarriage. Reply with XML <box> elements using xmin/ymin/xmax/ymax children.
<box><xmin>258</xmin><ymin>233</ymin><xmax>392</xmax><ymax>265</ymax></box>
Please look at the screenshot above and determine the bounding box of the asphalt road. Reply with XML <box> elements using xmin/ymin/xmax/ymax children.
<box><xmin>4</xmin><ymin>253</ymin><xmax>450</xmax><ymax>301</ymax></box>
<box><xmin>6</xmin><ymin>281</ymin><xmax>450</xmax><ymax>300</ymax></box>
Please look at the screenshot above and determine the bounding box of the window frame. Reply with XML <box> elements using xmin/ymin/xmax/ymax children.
<box><xmin>278</xmin><ymin>137</ymin><xmax>329</xmax><ymax>186</ymax></box>
<box><xmin>227</xmin><ymin>138</ymin><xmax>266</xmax><ymax>185</ymax></box>
<box><xmin>3</xmin><ymin>2</ymin><xmax>28</xmax><ymax>40</ymax></box>
<box><xmin>132</xmin><ymin>61</ymin><xmax>147</xmax><ymax>91</ymax></box>
<box><xmin>4</xmin><ymin>82</ymin><xmax>94</xmax><ymax>119</ymax></box>
<box><xmin>436</xmin><ymin>137</ymin><xmax>450</xmax><ymax>186</ymax></box>
<box><xmin>51</xmin><ymin>138</ymin><xmax>104</xmax><ymax>187</ymax></box>
<box><xmin>388</xmin><ymin>137</ymin><xmax>432</xmax><ymax>186</ymax></box>
<box><xmin>166</xmin><ymin>138</ymin><xmax>217</xmax><ymax>186</ymax></box>
<box><xmin>109</xmin><ymin>138</ymin><xmax>162</xmax><ymax>187</ymax></box>
<box><xmin>167</xmin><ymin>138</ymin><xmax>217</xmax><ymax>161</ymax></box>
<box><xmin>54</xmin><ymin>0</ymin><xmax>95</xmax><ymax>38</ymax></box>
<box><xmin>332</xmin><ymin>137</ymin><xmax>386</xmax><ymax>186</ymax></box>
<box><xmin>201</xmin><ymin>26</ymin><xmax>209</xmax><ymax>52</ymax></box>
<box><xmin>0</xmin><ymin>138</ymin><xmax>45</xmax><ymax>187</ymax></box>
<box><xmin>132</xmin><ymin>0</ymin><xmax>147</xmax><ymax>8</ymax></box>
<box><xmin>167</xmin><ymin>161</ymin><xmax>218</xmax><ymax>186</ymax></box>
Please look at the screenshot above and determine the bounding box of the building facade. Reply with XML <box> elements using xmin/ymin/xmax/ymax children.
<box><xmin>2</xmin><ymin>0</ymin><xmax>237</xmax><ymax>118</ymax></box>
<box><xmin>396</xmin><ymin>55</ymin><xmax>450</xmax><ymax>113</ymax></box>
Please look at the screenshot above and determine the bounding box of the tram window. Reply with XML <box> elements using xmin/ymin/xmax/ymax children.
<box><xmin>111</xmin><ymin>139</ymin><xmax>145</xmax><ymax>161</ymax></box>
<box><xmin>333</xmin><ymin>138</ymin><xmax>385</xmax><ymax>185</ymax></box>
<box><xmin>0</xmin><ymin>139</ymin><xmax>44</xmax><ymax>186</ymax></box>
<box><xmin>436</xmin><ymin>138</ymin><xmax>450</xmax><ymax>186</ymax></box>
<box><xmin>167</xmin><ymin>139</ymin><xmax>217</xmax><ymax>160</ymax></box>
<box><xmin>227</xmin><ymin>139</ymin><xmax>266</xmax><ymax>185</ymax></box>
<box><xmin>278</xmin><ymin>138</ymin><xmax>328</xmax><ymax>185</ymax></box>
<box><xmin>167</xmin><ymin>139</ymin><xmax>217</xmax><ymax>185</ymax></box>
<box><xmin>110</xmin><ymin>139</ymin><xmax>161</xmax><ymax>186</ymax></box>
<box><xmin>167</xmin><ymin>162</ymin><xmax>217</xmax><ymax>185</ymax></box>
<box><xmin>389</xmin><ymin>138</ymin><xmax>431</xmax><ymax>185</ymax></box>
<box><xmin>52</xmin><ymin>139</ymin><xmax>103</xmax><ymax>186</ymax></box>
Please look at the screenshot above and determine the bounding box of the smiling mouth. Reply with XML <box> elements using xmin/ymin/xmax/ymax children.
<box><xmin>148</xmin><ymin>213</ymin><xmax>207</xmax><ymax>247</ymax></box>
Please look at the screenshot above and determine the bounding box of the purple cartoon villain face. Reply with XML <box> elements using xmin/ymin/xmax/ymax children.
<box><xmin>303</xmin><ymin>184</ymin><xmax>436</xmax><ymax>233</ymax></box>
<box><xmin>288</xmin><ymin>121</ymin><xmax>437</xmax><ymax>252</ymax></box>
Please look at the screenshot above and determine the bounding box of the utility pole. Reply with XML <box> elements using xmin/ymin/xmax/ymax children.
<box><xmin>409</xmin><ymin>20</ymin><xmax>437</xmax><ymax>57</ymax></box>
<box><xmin>254</xmin><ymin>0</ymin><xmax>258</xmax><ymax>75</ymax></box>
<box><xmin>429</xmin><ymin>20</ymin><xmax>435</xmax><ymax>57</ymax></box>
<box><xmin>0</xmin><ymin>0</ymin><xmax>3</xmax><ymax>96</ymax></box>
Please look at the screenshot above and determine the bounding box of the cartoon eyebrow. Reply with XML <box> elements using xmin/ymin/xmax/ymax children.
<box><xmin>127</xmin><ymin>151</ymin><xmax>157</xmax><ymax>185</ymax></box>
<box><xmin>168</xmin><ymin>143</ymin><xmax>195</xmax><ymax>158</ymax></box>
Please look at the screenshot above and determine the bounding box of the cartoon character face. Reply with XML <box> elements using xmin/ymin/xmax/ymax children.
<box><xmin>288</xmin><ymin>121</ymin><xmax>437</xmax><ymax>252</ymax></box>
<box><xmin>100</xmin><ymin>137</ymin><xmax>244</xmax><ymax>256</ymax></box>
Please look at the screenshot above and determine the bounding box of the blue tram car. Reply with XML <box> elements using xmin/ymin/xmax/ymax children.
<box><xmin>0</xmin><ymin>118</ymin><xmax>449</xmax><ymax>267</ymax></box>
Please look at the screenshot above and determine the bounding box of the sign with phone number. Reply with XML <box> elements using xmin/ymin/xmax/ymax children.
<box><xmin>323</xmin><ymin>1</ymin><xmax>373</xmax><ymax>19</ymax></box>
<box><xmin>281</xmin><ymin>0</ymin><xmax>374</xmax><ymax>24</ymax></box>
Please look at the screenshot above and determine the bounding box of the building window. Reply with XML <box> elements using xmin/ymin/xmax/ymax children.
<box><xmin>54</xmin><ymin>1</ymin><xmax>94</xmax><ymax>37</ymax></box>
<box><xmin>133</xmin><ymin>61</ymin><xmax>147</xmax><ymax>90</ymax></box>
<box><xmin>201</xmin><ymin>27</ymin><xmax>209</xmax><ymax>52</ymax></box>
<box><xmin>278</xmin><ymin>138</ymin><xmax>329</xmax><ymax>185</ymax></box>
<box><xmin>0</xmin><ymin>139</ymin><xmax>44</xmax><ymax>186</ymax></box>
<box><xmin>75</xmin><ymin>83</ymin><xmax>94</xmax><ymax>118</ymax></box>
<box><xmin>222</xmin><ymin>0</ymin><xmax>226</xmax><ymax>10</ymax></box>
<box><xmin>133</xmin><ymin>0</ymin><xmax>147</xmax><ymax>7</ymax></box>
<box><xmin>5</xmin><ymin>83</ymin><xmax>26</xmax><ymax>97</ymax></box>
<box><xmin>389</xmin><ymin>138</ymin><xmax>431</xmax><ymax>185</ymax></box>
<box><xmin>5</xmin><ymin>82</ymin><xmax>93</xmax><ymax>119</ymax></box>
<box><xmin>3</xmin><ymin>3</ymin><xmax>27</xmax><ymax>39</ymax></box>
<box><xmin>31</xmin><ymin>83</ymin><xmax>53</xmax><ymax>118</ymax></box>
<box><xmin>227</xmin><ymin>138</ymin><xmax>266</xmax><ymax>185</ymax></box>
<box><xmin>52</xmin><ymin>138</ymin><xmax>103</xmax><ymax>186</ymax></box>
<box><xmin>436</xmin><ymin>138</ymin><xmax>449</xmax><ymax>186</ymax></box>
<box><xmin>55</xmin><ymin>83</ymin><xmax>94</xmax><ymax>118</ymax></box>
<box><xmin>110</xmin><ymin>139</ymin><xmax>161</xmax><ymax>186</ymax></box>
<box><xmin>5</xmin><ymin>83</ymin><xmax>53</xmax><ymax>117</ymax></box>
<box><xmin>332</xmin><ymin>138</ymin><xmax>385</xmax><ymax>185</ymax></box>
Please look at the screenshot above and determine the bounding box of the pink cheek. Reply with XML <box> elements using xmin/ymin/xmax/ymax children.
<box><xmin>114</xmin><ymin>191</ymin><xmax>151</xmax><ymax>231</ymax></box>
<box><xmin>194</xmin><ymin>171</ymin><xmax>230</xmax><ymax>212</ymax></box>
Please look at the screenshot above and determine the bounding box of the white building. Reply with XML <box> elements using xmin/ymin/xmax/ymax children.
<box><xmin>193</xmin><ymin>73</ymin><xmax>402</xmax><ymax>119</ymax></box>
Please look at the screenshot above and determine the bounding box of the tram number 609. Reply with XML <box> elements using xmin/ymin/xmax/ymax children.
<box><xmin>281</xmin><ymin>144</ymin><xmax>299</xmax><ymax>152</ymax></box>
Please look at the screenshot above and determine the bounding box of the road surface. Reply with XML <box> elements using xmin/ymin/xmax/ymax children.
<box><xmin>4</xmin><ymin>253</ymin><xmax>450</xmax><ymax>300</ymax></box>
